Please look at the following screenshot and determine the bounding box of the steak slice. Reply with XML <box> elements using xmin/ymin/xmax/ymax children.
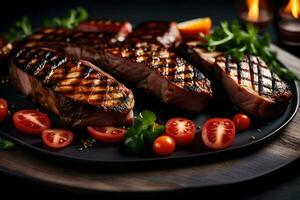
<box><xmin>10</xmin><ymin>48</ymin><xmax>134</xmax><ymax>128</ymax></box>
<box><xmin>128</xmin><ymin>21</ymin><xmax>182</xmax><ymax>48</ymax></box>
<box><xmin>178</xmin><ymin>42</ymin><xmax>293</xmax><ymax>118</ymax></box>
<box><xmin>77</xmin><ymin>19</ymin><xmax>132</xmax><ymax>38</ymax></box>
<box><xmin>97</xmin><ymin>41</ymin><xmax>212</xmax><ymax>112</ymax></box>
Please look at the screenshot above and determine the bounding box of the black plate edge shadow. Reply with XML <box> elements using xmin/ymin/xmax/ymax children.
<box><xmin>0</xmin><ymin>81</ymin><xmax>298</xmax><ymax>169</ymax></box>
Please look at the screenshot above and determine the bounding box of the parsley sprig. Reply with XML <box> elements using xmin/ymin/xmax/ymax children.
<box><xmin>125</xmin><ymin>110</ymin><xmax>165</xmax><ymax>152</ymax></box>
<box><xmin>3</xmin><ymin>16</ymin><xmax>32</xmax><ymax>42</ymax></box>
<box><xmin>201</xmin><ymin>20</ymin><xmax>299</xmax><ymax>82</ymax></box>
<box><xmin>43</xmin><ymin>7</ymin><xmax>88</xmax><ymax>29</ymax></box>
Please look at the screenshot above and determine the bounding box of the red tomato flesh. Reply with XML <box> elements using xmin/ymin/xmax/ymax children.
<box><xmin>87</xmin><ymin>126</ymin><xmax>126</xmax><ymax>142</ymax></box>
<box><xmin>13</xmin><ymin>110</ymin><xmax>51</xmax><ymax>134</ymax></box>
<box><xmin>42</xmin><ymin>129</ymin><xmax>74</xmax><ymax>149</ymax></box>
<box><xmin>201</xmin><ymin>118</ymin><xmax>236</xmax><ymax>150</ymax></box>
<box><xmin>165</xmin><ymin>118</ymin><xmax>196</xmax><ymax>145</ymax></box>
<box><xmin>0</xmin><ymin>98</ymin><xmax>8</xmax><ymax>121</ymax></box>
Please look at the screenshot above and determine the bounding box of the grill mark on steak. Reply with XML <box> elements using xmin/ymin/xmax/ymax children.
<box><xmin>247</xmin><ymin>54</ymin><xmax>255</xmax><ymax>90</ymax></box>
<box><xmin>256</xmin><ymin>57</ymin><xmax>263</xmax><ymax>95</ymax></box>
<box><xmin>270</xmin><ymin>69</ymin><xmax>277</xmax><ymax>93</ymax></box>
<box><xmin>225</xmin><ymin>55</ymin><xmax>231</xmax><ymax>73</ymax></box>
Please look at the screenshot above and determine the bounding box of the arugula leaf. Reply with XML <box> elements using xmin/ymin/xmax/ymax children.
<box><xmin>43</xmin><ymin>7</ymin><xmax>88</xmax><ymax>29</ymax></box>
<box><xmin>3</xmin><ymin>16</ymin><xmax>32</xmax><ymax>42</ymax></box>
<box><xmin>201</xmin><ymin>20</ymin><xmax>299</xmax><ymax>82</ymax></box>
<box><xmin>0</xmin><ymin>137</ymin><xmax>15</xmax><ymax>150</ymax></box>
<box><xmin>124</xmin><ymin>110</ymin><xmax>165</xmax><ymax>152</ymax></box>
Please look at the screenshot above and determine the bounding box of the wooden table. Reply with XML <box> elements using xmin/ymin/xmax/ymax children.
<box><xmin>0</xmin><ymin>45</ymin><xmax>299</xmax><ymax>193</ymax></box>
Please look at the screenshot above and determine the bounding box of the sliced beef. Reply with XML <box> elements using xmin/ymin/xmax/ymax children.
<box><xmin>128</xmin><ymin>21</ymin><xmax>182</xmax><ymax>49</ymax></box>
<box><xmin>22</xmin><ymin>27</ymin><xmax>212</xmax><ymax>112</ymax></box>
<box><xmin>178</xmin><ymin>41</ymin><xmax>293</xmax><ymax>118</ymax></box>
<box><xmin>97</xmin><ymin>40</ymin><xmax>212</xmax><ymax>112</ymax></box>
<box><xmin>10</xmin><ymin>48</ymin><xmax>134</xmax><ymax>128</ymax></box>
<box><xmin>77</xmin><ymin>19</ymin><xmax>132</xmax><ymax>39</ymax></box>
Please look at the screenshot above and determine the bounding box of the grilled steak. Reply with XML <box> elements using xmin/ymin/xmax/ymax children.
<box><xmin>178</xmin><ymin>42</ymin><xmax>293</xmax><ymax>118</ymax></box>
<box><xmin>10</xmin><ymin>48</ymin><xmax>134</xmax><ymax>128</ymax></box>
<box><xmin>128</xmin><ymin>21</ymin><xmax>182</xmax><ymax>48</ymax></box>
<box><xmin>22</xmin><ymin>27</ymin><xmax>212</xmax><ymax>112</ymax></box>
<box><xmin>77</xmin><ymin>19</ymin><xmax>132</xmax><ymax>38</ymax></box>
<box><xmin>97</xmin><ymin>41</ymin><xmax>212</xmax><ymax>112</ymax></box>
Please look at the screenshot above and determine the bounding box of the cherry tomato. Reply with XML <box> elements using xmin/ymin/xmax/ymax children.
<box><xmin>178</xmin><ymin>17</ymin><xmax>212</xmax><ymax>36</ymax></box>
<box><xmin>42</xmin><ymin>129</ymin><xmax>74</xmax><ymax>149</ymax></box>
<box><xmin>201</xmin><ymin>118</ymin><xmax>235</xmax><ymax>150</ymax></box>
<box><xmin>87</xmin><ymin>126</ymin><xmax>126</xmax><ymax>142</ymax></box>
<box><xmin>153</xmin><ymin>135</ymin><xmax>175</xmax><ymax>156</ymax></box>
<box><xmin>0</xmin><ymin>98</ymin><xmax>8</xmax><ymax>121</ymax></box>
<box><xmin>165</xmin><ymin>118</ymin><xmax>196</xmax><ymax>145</ymax></box>
<box><xmin>13</xmin><ymin>110</ymin><xmax>51</xmax><ymax>134</ymax></box>
<box><xmin>233</xmin><ymin>113</ymin><xmax>251</xmax><ymax>130</ymax></box>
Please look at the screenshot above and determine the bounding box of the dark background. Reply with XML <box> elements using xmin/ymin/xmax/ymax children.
<box><xmin>0</xmin><ymin>0</ymin><xmax>299</xmax><ymax>199</ymax></box>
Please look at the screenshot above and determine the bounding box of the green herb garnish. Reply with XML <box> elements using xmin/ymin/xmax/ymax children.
<box><xmin>3</xmin><ymin>16</ymin><xmax>32</xmax><ymax>42</ymax></box>
<box><xmin>201</xmin><ymin>20</ymin><xmax>299</xmax><ymax>82</ymax></box>
<box><xmin>125</xmin><ymin>110</ymin><xmax>165</xmax><ymax>152</ymax></box>
<box><xmin>0</xmin><ymin>137</ymin><xmax>15</xmax><ymax>150</ymax></box>
<box><xmin>43</xmin><ymin>7</ymin><xmax>88</xmax><ymax>29</ymax></box>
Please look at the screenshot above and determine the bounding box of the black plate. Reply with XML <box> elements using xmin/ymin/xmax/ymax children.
<box><xmin>0</xmin><ymin>76</ymin><xmax>299</xmax><ymax>165</ymax></box>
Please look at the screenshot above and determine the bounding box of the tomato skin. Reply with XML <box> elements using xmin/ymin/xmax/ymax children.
<box><xmin>13</xmin><ymin>110</ymin><xmax>51</xmax><ymax>134</ymax></box>
<box><xmin>0</xmin><ymin>98</ymin><xmax>8</xmax><ymax>122</ymax></box>
<box><xmin>87</xmin><ymin>126</ymin><xmax>126</xmax><ymax>143</ymax></box>
<box><xmin>165</xmin><ymin>118</ymin><xmax>196</xmax><ymax>145</ymax></box>
<box><xmin>42</xmin><ymin>129</ymin><xmax>73</xmax><ymax>149</ymax></box>
<box><xmin>201</xmin><ymin>118</ymin><xmax>236</xmax><ymax>150</ymax></box>
<box><xmin>153</xmin><ymin>135</ymin><xmax>175</xmax><ymax>156</ymax></box>
<box><xmin>233</xmin><ymin>113</ymin><xmax>251</xmax><ymax>130</ymax></box>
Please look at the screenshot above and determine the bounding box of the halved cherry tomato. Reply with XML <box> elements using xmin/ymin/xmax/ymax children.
<box><xmin>13</xmin><ymin>110</ymin><xmax>51</xmax><ymax>134</ymax></box>
<box><xmin>178</xmin><ymin>17</ymin><xmax>212</xmax><ymax>36</ymax></box>
<box><xmin>87</xmin><ymin>126</ymin><xmax>126</xmax><ymax>142</ymax></box>
<box><xmin>0</xmin><ymin>98</ymin><xmax>8</xmax><ymax>122</ymax></box>
<box><xmin>42</xmin><ymin>129</ymin><xmax>74</xmax><ymax>149</ymax></box>
<box><xmin>233</xmin><ymin>113</ymin><xmax>251</xmax><ymax>130</ymax></box>
<box><xmin>201</xmin><ymin>118</ymin><xmax>235</xmax><ymax>150</ymax></box>
<box><xmin>165</xmin><ymin>118</ymin><xmax>196</xmax><ymax>145</ymax></box>
<box><xmin>153</xmin><ymin>135</ymin><xmax>175</xmax><ymax>156</ymax></box>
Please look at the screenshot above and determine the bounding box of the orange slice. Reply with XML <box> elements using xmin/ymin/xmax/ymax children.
<box><xmin>178</xmin><ymin>17</ymin><xmax>212</xmax><ymax>36</ymax></box>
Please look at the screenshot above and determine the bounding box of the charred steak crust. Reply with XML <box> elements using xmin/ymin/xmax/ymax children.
<box><xmin>178</xmin><ymin>42</ymin><xmax>293</xmax><ymax>118</ymax></box>
<box><xmin>10</xmin><ymin>48</ymin><xmax>134</xmax><ymax>127</ymax></box>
